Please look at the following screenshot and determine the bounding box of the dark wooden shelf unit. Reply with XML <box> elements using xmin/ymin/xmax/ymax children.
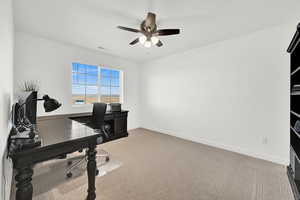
<box><xmin>288</xmin><ymin>22</ymin><xmax>300</xmax><ymax>200</ymax></box>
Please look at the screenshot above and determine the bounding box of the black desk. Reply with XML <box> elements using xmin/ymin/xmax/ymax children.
<box><xmin>8</xmin><ymin>110</ymin><xmax>128</xmax><ymax>200</ymax></box>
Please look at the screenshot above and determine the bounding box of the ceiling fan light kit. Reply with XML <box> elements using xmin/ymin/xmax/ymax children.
<box><xmin>151</xmin><ymin>36</ymin><xmax>159</xmax><ymax>45</ymax></box>
<box><xmin>139</xmin><ymin>35</ymin><xmax>147</xmax><ymax>44</ymax></box>
<box><xmin>117</xmin><ymin>12</ymin><xmax>180</xmax><ymax>48</ymax></box>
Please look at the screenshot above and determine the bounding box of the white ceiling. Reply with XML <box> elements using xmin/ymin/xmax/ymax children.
<box><xmin>13</xmin><ymin>0</ymin><xmax>300</xmax><ymax>62</ymax></box>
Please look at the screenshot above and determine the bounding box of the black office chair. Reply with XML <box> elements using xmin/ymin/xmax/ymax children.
<box><xmin>66</xmin><ymin>103</ymin><xmax>111</xmax><ymax>178</ymax></box>
<box><xmin>92</xmin><ymin>103</ymin><xmax>110</xmax><ymax>140</ymax></box>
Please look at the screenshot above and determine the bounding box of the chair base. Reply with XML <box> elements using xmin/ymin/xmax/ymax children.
<box><xmin>66</xmin><ymin>150</ymin><xmax>110</xmax><ymax>178</ymax></box>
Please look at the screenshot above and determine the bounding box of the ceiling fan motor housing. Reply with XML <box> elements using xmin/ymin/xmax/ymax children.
<box><xmin>141</xmin><ymin>12</ymin><xmax>157</xmax><ymax>33</ymax></box>
<box><xmin>141</xmin><ymin>20</ymin><xmax>157</xmax><ymax>33</ymax></box>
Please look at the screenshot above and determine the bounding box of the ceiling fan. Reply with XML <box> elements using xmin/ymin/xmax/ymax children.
<box><xmin>117</xmin><ymin>12</ymin><xmax>180</xmax><ymax>48</ymax></box>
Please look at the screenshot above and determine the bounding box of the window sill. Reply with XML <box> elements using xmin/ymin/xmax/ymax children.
<box><xmin>72</xmin><ymin>104</ymin><xmax>93</xmax><ymax>108</ymax></box>
<box><xmin>71</xmin><ymin>102</ymin><xmax>123</xmax><ymax>107</ymax></box>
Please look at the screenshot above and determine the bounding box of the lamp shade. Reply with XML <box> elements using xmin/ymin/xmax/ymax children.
<box><xmin>151</xmin><ymin>36</ymin><xmax>159</xmax><ymax>45</ymax></box>
<box><xmin>42</xmin><ymin>95</ymin><xmax>61</xmax><ymax>112</ymax></box>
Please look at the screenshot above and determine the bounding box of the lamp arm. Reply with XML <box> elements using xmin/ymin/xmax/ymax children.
<box><xmin>18</xmin><ymin>98</ymin><xmax>43</xmax><ymax>107</ymax></box>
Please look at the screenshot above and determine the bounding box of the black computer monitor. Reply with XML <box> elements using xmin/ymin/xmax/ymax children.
<box><xmin>17</xmin><ymin>91</ymin><xmax>38</xmax><ymax>125</ymax></box>
<box><xmin>11</xmin><ymin>102</ymin><xmax>20</xmax><ymax>127</ymax></box>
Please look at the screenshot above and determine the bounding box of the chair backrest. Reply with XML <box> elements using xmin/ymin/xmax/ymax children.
<box><xmin>92</xmin><ymin>103</ymin><xmax>107</xmax><ymax>129</ymax></box>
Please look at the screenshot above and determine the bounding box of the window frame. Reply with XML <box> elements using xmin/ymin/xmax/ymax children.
<box><xmin>71</xmin><ymin>63</ymin><xmax>123</xmax><ymax>106</ymax></box>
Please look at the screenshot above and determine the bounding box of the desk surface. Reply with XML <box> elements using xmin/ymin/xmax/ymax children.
<box><xmin>38</xmin><ymin>110</ymin><xmax>129</xmax><ymax>147</ymax></box>
<box><xmin>9</xmin><ymin>110</ymin><xmax>128</xmax><ymax>158</ymax></box>
<box><xmin>37</xmin><ymin>117</ymin><xmax>100</xmax><ymax>147</ymax></box>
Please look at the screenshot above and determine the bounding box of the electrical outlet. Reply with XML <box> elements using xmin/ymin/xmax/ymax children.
<box><xmin>262</xmin><ymin>137</ymin><xmax>268</xmax><ymax>144</ymax></box>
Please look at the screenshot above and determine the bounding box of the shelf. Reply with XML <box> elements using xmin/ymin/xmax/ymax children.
<box><xmin>291</xmin><ymin>66</ymin><xmax>300</xmax><ymax>76</ymax></box>
<box><xmin>291</xmin><ymin>91</ymin><xmax>300</xmax><ymax>96</ymax></box>
<box><xmin>291</xmin><ymin>126</ymin><xmax>300</xmax><ymax>139</ymax></box>
<box><xmin>292</xmin><ymin>146</ymin><xmax>300</xmax><ymax>164</ymax></box>
<box><xmin>291</xmin><ymin>110</ymin><xmax>300</xmax><ymax>118</ymax></box>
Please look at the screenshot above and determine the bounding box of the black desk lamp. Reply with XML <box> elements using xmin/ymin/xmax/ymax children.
<box><xmin>40</xmin><ymin>95</ymin><xmax>61</xmax><ymax>112</ymax></box>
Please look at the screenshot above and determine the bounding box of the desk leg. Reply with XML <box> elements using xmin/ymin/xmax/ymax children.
<box><xmin>15</xmin><ymin>166</ymin><xmax>33</xmax><ymax>200</ymax></box>
<box><xmin>86</xmin><ymin>144</ymin><xmax>97</xmax><ymax>200</ymax></box>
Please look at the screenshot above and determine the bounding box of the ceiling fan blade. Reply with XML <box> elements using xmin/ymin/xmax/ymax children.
<box><xmin>117</xmin><ymin>26</ymin><xmax>140</xmax><ymax>33</ymax></box>
<box><xmin>156</xmin><ymin>29</ymin><xmax>180</xmax><ymax>36</ymax></box>
<box><xmin>156</xmin><ymin>40</ymin><xmax>163</xmax><ymax>47</ymax></box>
<box><xmin>129</xmin><ymin>38</ymin><xmax>139</xmax><ymax>45</ymax></box>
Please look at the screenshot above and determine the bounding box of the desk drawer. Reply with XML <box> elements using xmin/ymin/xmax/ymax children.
<box><xmin>104</xmin><ymin>114</ymin><xmax>114</xmax><ymax>120</ymax></box>
<box><xmin>114</xmin><ymin>112</ymin><xmax>128</xmax><ymax>118</ymax></box>
<box><xmin>114</xmin><ymin>118</ymin><xmax>127</xmax><ymax>134</ymax></box>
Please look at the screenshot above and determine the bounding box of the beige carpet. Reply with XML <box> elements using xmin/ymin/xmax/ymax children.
<box><xmin>12</xmin><ymin>128</ymin><xmax>294</xmax><ymax>200</ymax></box>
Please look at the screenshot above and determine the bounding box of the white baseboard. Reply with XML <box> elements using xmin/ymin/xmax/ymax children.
<box><xmin>141</xmin><ymin>126</ymin><xmax>289</xmax><ymax>166</ymax></box>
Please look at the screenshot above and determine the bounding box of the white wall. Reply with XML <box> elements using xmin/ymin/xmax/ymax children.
<box><xmin>14</xmin><ymin>32</ymin><xmax>140</xmax><ymax>129</ymax></box>
<box><xmin>140</xmin><ymin>23</ymin><xmax>295</xmax><ymax>165</ymax></box>
<box><xmin>0</xmin><ymin>0</ymin><xmax>14</xmax><ymax>199</ymax></box>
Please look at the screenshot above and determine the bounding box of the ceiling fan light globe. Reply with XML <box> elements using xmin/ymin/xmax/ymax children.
<box><xmin>151</xmin><ymin>36</ymin><xmax>159</xmax><ymax>45</ymax></box>
<box><xmin>139</xmin><ymin>35</ymin><xmax>147</xmax><ymax>44</ymax></box>
<box><xmin>144</xmin><ymin>41</ymin><xmax>152</xmax><ymax>48</ymax></box>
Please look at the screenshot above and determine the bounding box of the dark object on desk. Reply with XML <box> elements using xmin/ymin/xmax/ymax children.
<box><xmin>9</xmin><ymin>135</ymin><xmax>41</xmax><ymax>152</ymax></box>
<box><xmin>8</xmin><ymin>110</ymin><xmax>129</xmax><ymax>200</ymax></box>
<box><xmin>12</xmin><ymin>91</ymin><xmax>37</xmax><ymax>126</ymax></box>
<box><xmin>24</xmin><ymin>91</ymin><xmax>38</xmax><ymax>125</ymax></box>
<box><xmin>110</xmin><ymin>103</ymin><xmax>121</xmax><ymax>112</ymax></box>
<box><xmin>11</xmin><ymin>92</ymin><xmax>61</xmax><ymax>140</ymax></box>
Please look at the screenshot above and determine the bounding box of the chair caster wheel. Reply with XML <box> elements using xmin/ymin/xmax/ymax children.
<box><xmin>67</xmin><ymin>172</ymin><xmax>72</xmax><ymax>178</ymax></box>
<box><xmin>96</xmin><ymin>169</ymin><xmax>99</xmax><ymax>176</ymax></box>
<box><xmin>105</xmin><ymin>157</ymin><xmax>110</xmax><ymax>162</ymax></box>
<box><xmin>67</xmin><ymin>161</ymin><xmax>72</xmax><ymax>166</ymax></box>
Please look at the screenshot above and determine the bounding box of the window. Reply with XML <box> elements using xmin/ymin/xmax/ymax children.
<box><xmin>72</xmin><ymin>63</ymin><xmax>122</xmax><ymax>105</ymax></box>
<box><xmin>100</xmin><ymin>68</ymin><xmax>121</xmax><ymax>103</ymax></box>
